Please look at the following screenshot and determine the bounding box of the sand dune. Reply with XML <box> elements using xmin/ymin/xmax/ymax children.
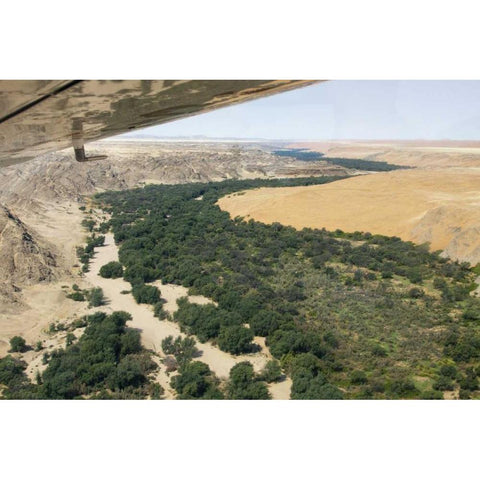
<box><xmin>218</xmin><ymin>167</ymin><xmax>480</xmax><ymax>265</ymax></box>
<box><xmin>290</xmin><ymin>140</ymin><xmax>480</xmax><ymax>169</ymax></box>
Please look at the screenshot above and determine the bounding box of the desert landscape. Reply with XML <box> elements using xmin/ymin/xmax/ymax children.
<box><xmin>219</xmin><ymin>140</ymin><xmax>480</xmax><ymax>266</ymax></box>
<box><xmin>1</xmin><ymin>140</ymin><xmax>333</xmax><ymax>398</ymax></box>
<box><xmin>1</xmin><ymin>138</ymin><xmax>480</xmax><ymax>399</ymax></box>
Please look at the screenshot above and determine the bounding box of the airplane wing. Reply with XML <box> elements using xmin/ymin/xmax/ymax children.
<box><xmin>0</xmin><ymin>80</ymin><xmax>319</xmax><ymax>168</ymax></box>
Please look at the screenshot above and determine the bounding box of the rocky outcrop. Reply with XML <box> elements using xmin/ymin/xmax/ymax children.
<box><xmin>0</xmin><ymin>204</ymin><xmax>60</xmax><ymax>303</ymax></box>
<box><xmin>0</xmin><ymin>141</ymin><xmax>349</xmax><ymax>208</ymax></box>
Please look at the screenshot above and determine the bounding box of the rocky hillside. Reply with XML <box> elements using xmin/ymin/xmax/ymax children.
<box><xmin>0</xmin><ymin>141</ymin><xmax>348</xmax><ymax>307</ymax></box>
<box><xmin>0</xmin><ymin>204</ymin><xmax>60</xmax><ymax>304</ymax></box>
<box><xmin>0</xmin><ymin>141</ymin><xmax>348</xmax><ymax>208</ymax></box>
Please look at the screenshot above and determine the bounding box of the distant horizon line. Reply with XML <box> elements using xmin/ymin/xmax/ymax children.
<box><xmin>108</xmin><ymin>135</ymin><xmax>480</xmax><ymax>144</ymax></box>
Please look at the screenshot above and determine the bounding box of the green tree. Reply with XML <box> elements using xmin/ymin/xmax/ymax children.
<box><xmin>87</xmin><ymin>287</ymin><xmax>105</xmax><ymax>307</ymax></box>
<box><xmin>99</xmin><ymin>261</ymin><xmax>124</xmax><ymax>279</ymax></box>
<box><xmin>132</xmin><ymin>284</ymin><xmax>161</xmax><ymax>305</ymax></box>
<box><xmin>217</xmin><ymin>325</ymin><xmax>254</xmax><ymax>355</ymax></box>
<box><xmin>9</xmin><ymin>336</ymin><xmax>27</xmax><ymax>353</ymax></box>
<box><xmin>227</xmin><ymin>362</ymin><xmax>270</xmax><ymax>399</ymax></box>
<box><xmin>260</xmin><ymin>359</ymin><xmax>283</xmax><ymax>383</ymax></box>
<box><xmin>171</xmin><ymin>361</ymin><xmax>223</xmax><ymax>399</ymax></box>
<box><xmin>66</xmin><ymin>333</ymin><xmax>76</xmax><ymax>347</ymax></box>
<box><xmin>67</xmin><ymin>291</ymin><xmax>85</xmax><ymax>301</ymax></box>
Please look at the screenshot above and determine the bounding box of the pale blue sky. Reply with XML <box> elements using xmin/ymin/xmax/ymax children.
<box><xmin>125</xmin><ymin>81</ymin><xmax>480</xmax><ymax>140</ymax></box>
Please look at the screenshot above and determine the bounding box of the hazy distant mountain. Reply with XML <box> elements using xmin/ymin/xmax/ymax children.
<box><xmin>115</xmin><ymin>132</ymin><xmax>302</xmax><ymax>143</ymax></box>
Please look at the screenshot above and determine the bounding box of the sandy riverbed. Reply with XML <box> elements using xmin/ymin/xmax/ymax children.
<box><xmin>85</xmin><ymin>233</ymin><xmax>290</xmax><ymax>399</ymax></box>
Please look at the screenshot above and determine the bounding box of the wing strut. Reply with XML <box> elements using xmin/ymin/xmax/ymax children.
<box><xmin>72</xmin><ymin>119</ymin><xmax>107</xmax><ymax>162</ymax></box>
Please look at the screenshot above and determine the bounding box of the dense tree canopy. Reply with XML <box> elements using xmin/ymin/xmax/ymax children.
<box><xmin>227</xmin><ymin>362</ymin><xmax>270</xmax><ymax>400</ymax></box>
<box><xmin>88</xmin><ymin>177</ymin><xmax>480</xmax><ymax>399</ymax></box>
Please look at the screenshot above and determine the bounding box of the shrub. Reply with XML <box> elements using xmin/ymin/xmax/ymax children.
<box><xmin>389</xmin><ymin>378</ymin><xmax>418</xmax><ymax>396</ymax></box>
<box><xmin>350</xmin><ymin>370</ymin><xmax>368</xmax><ymax>385</ymax></box>
<box><xmin>87</xmin><ymin>287</ymin><xmax>105</xmax><ymax>307</ymax></box>
<box><xmin>67</xmin><ymin>291</ymin><xmax>85</xmax><ymax>302</ymax></box>
<box><xmin>132</xmin><ymin>284</ymin><xmax>161</xmax><ymax>305</ymax></box>
<box><xmin>161</xmin><ymin>336</ymin><xmax>198</xmax><ymax>365</ymax></box>
<box><xmin>260</xmin><ymin>360</ymin><xmax>283</xmax><ymax>383</ymax></box>
<box><xmin>408</xmin><ymin>287</ymin><xmax>424</xmax><ymax>299</ymax></box>
<box><xmin>9</xmin><ymin>336</ymin><xmax>27</xmax><ymax>353</ymax></box>
<box><xmin>439</xmin><ymin>364</ymin><xmax>457</xmax><ymax>379</ymax></box>
<box><xmin>217</xmin><ymin>325</ymin><xmax>254</xmax><ymax>355</ymax></box>
<box><xmin>249</xmin><ymin>310</ymin><xmax>280</xmax><ymax>337</ymax></box>
<box><xmin>154</xmin><ymin>301</ymin><xmax>168</xmax><ymax>320</ymax></box>
<box><xmin>372</xmin><ymin>343</ymin><xmax>388</xmax><ymax>357</ymax></box>
<box><xmin>433</xmin><ymin>376</ymin><xmax>455</xmax><ymax>391</ymax></box>
<box><xmin>421</xmin><ymin>390</ymin><xmax>443</xmax><ymax>399</ymax></box>
<box><xmin>66</xmin><ymin>333</ymin><xmax>76</xmax><ymax>347</ymax></box>
<box><xmin>0</xmin><ymin>355</ymin><xmax>27</xmax><ymax>385</ymax></box>
<box><xmin>99</xmin><ymin>261</ymin><xmax>123</xmax><ymax>279</ymax></box>
<box><xmin>171</xmin><ymin>361</ymin><xmax>223</xmax><ymax>399</ymax></box>
<box><xmin>227</xmin><ymin>362</ymin><xmax>270</xmax><ymax>399</ymax></box>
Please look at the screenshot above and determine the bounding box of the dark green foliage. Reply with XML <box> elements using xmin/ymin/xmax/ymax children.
<box><xmin>77</xmin><ymin>233</ymin><xmax>105</xmax><ymax>270</ymax></box>
<box><xmin>459</xmin><ymin>369</ymin><xmax>479</xmax><ymax>391</ymax></box>
<box><xmin>227</xmin><ymin>362</ymin><xmax>270</xmax><ymax>399</ymax></box>
<box><xmin>173</xmin><ymin>299</ymin><xmax>223</xmax><ymax>342</ymax></box>
<box><xmin>94</xmin><ymin>178</ymin><xmax>480</xmax><ymax>399</ymax></box>
<box><xmin>273</xmin><ymin>149</ymin><xmax>325</xmax><ymax>161</ymax></box>
<box><xmin>421</xmin><ymin>390</ymin><xmax>444</xmax><ymax>399</ymax></box>
<box><xmin>98</xmin><ymin>221</ymin><xmax>110</xmax><ymax>233</ymax></box>
<box><xmin>161</xmin><ymin>335</ymin><xmax>198</xmax><ymax>366</ymax></box>
<box><xmin>249</xmin><ymin>310</ymin><xmax>280</xmax><ymax>336</ymax></box>
<box><xmin>81</xmin><ymin>218</ymin><xmax>95</xmax><ymax>232</ymax></box>
<box><xmin>0</xmin><ymin>356</ymin><xmax>28</xmax><ymax>385</ymax></box>
<box><xmin>350</xmin><ymin>370</ymin><xmax>368</xmax><ymax>385</ymax></box>
<box><xmin>110</xmin><ymin>355</ymin><xmax>152</xmax><ymax>390</ymax></box>
<box><xmin>272</xmin><ymin>149</ymin><xmax>406</xmax><ymax>171</ymax></box>
<box><xmin>132</xmin><ymin>284</ymin><xmax>160</xmax><ymax>305</ymax></box>
<box><xmin>171</xmin><ymin>361</ymin><xmax>223</xmax><ymax>399</ymax></box>
<box><xmin>324</xmin><ymin>157</ymin><xmax>406</xmax><ymax>172</ymax></box>
<box><xmin>267</xmin><ymin>329</ymin><xmax>323</xmax><ymax>359</ymax></box>
<box><xmin>371</xmin><ymin>343</ymin><xmax>388</xmax><ymax>357</ymax></box>
<box><xmin>9</xmin><ymin>336</ymin><xmax>27</xmax><ymax>353</ymax></box>
<box><xmin>99</xmin><ymin>261</ymin><xmax>123</xmax><ymax>279</ymax></box>
<box><xmin>217</xmin><ymin>325</ymin><xmax>254</xmax><ymax>354</ymax></box>
<box><xmin>389</xmin><ymin>378</ymin><xmax>418</xmax><ymax>397</ymax></box>
<box><xmin>39</xmin><ymin>311</ymin><xmax>154</xmax><ymax>399</ymax></box>
<box><xmin>433</xmin><ymin>376</ymin><xmax>455</xmax><ymax>392</ymax></box>
<box><xmin>67</xmin><ymin>291</ymin><xmax>85</xmax><ymax>302</ymax></box>
<box><xmin>439</xmin><ymin>364</ymin><xmax>457</xmax><ymax>379</ymax></box>
<box><xmin>444</xmin><ymin>333</ymin><xmax>480</xmax><ymax>362</ymax></box>
<box><xmin>153</xmin><ymin>301</ymin><xmax>168</xmax><ymax>320</ymax></box>
<box><xmin>86</xmin><ymin>287</ymin><xmax>105</xmax><ymax>307</ymax></box>
<box><xmin>124</xmin><ymin>265</ymin><xmax>157</xmax><ymax>284</ymax></box>
<box><xmin>66</xmin><ymin>333</ymin><xmax>76</xmax><ymax>347</ymax></box>
<box><xmin>462</xmin><ymin>302</ymin><xmax>480</xmax><ymax>321</ymax></box>
<box><xmin>0</xmin><ymin>356</ymin><xmax>40</xmax><ymax>399</ymax></box>
<box><xmin>259</xmin><ymin>359</ymin><xmax>283</xmax><ymax>383</ymax></box>
<box><xmin>288</xmin><ymin>353</ymin><xmax>344</xmax><ymax>399</ymax></box>
<box><xmin>408</xmin><ymin>287</ymin><xmax>424</xmax><ymax>299</ymax></box>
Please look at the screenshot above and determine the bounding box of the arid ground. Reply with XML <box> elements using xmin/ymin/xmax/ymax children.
<box><xmin>219</xmin><ymin>141</ymin><xmax>480</xmax><ymax>266</ymax></box>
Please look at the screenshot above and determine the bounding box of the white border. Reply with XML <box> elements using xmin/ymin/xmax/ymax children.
<box><xmin>1</xmin><ymin>0</ymin><xmax>479</xmax><ymax>477</ymax></box>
